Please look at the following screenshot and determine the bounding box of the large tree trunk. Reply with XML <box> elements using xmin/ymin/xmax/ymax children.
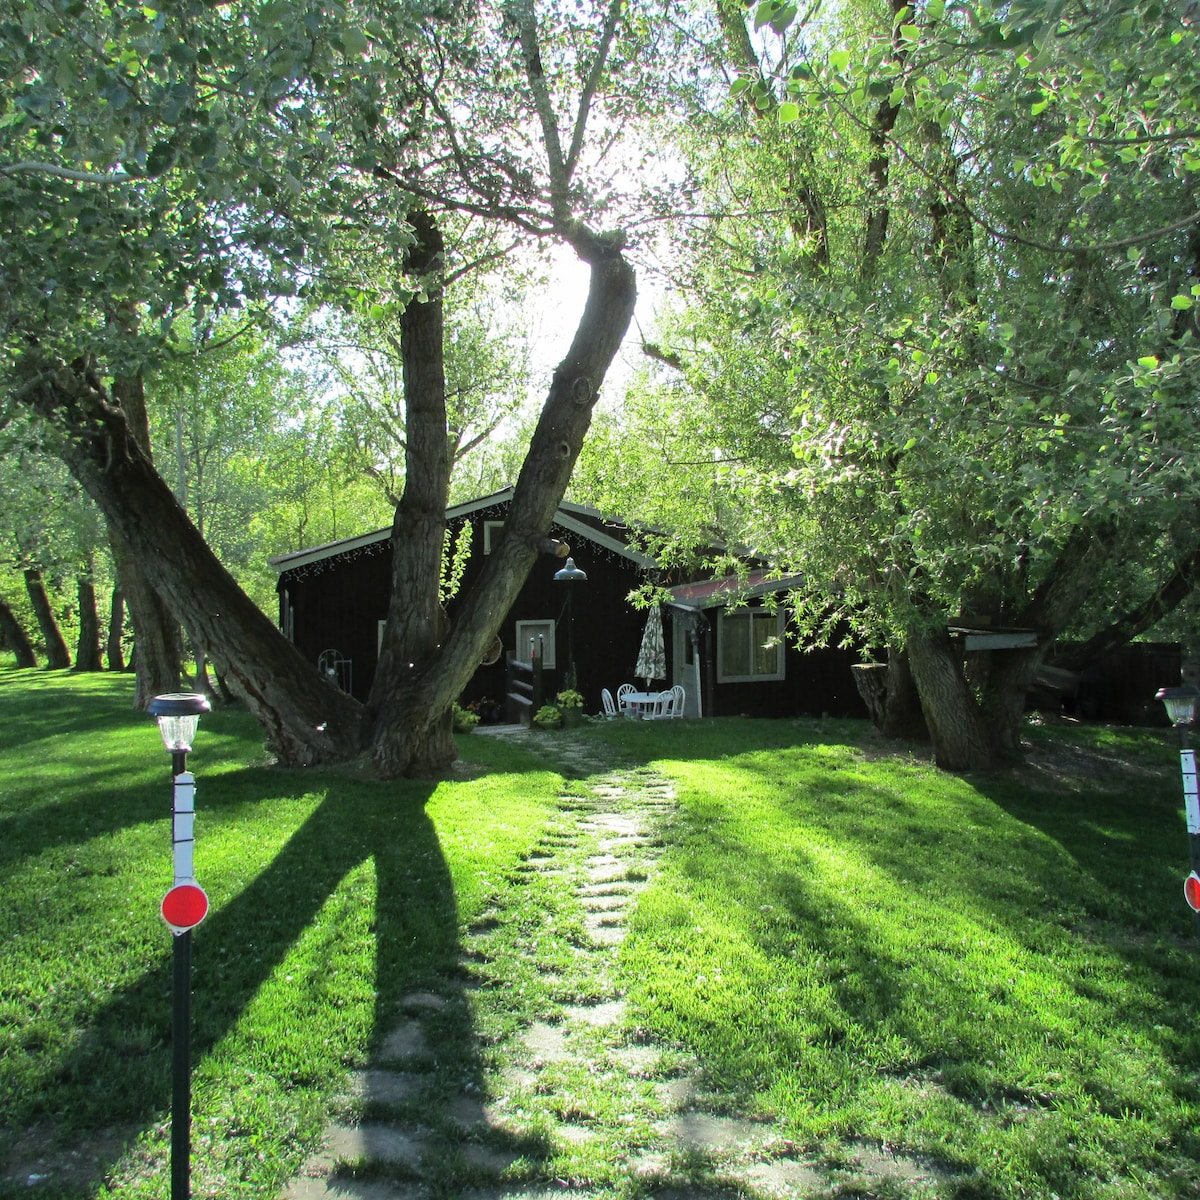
<box><xmin>107</xmin><ymin>586</ymin><xmax>126</xmax><ymax>671</ymax></box>
<box><xmin>75</xmin><ymin>566</ymin><xmax>104</xmax><ymax>672</ymax></box>
<box><xmin>906</xmin><ymin>622</ymin><xmax>992</xmax><ymax>771</ymax></box>
<box><xmin>109</xmin><ymin>371</ymin><xmax>184</xmax><ymax>703</ymax></box>
<box><xmin>109</xmin><ymin>532</ymin><xmax>182</xmax><ymax>703</ymax></box>
<box><xmin>0</xmin><ymin>595</ymin><xmax>38</xmax><ymax>667</ymax></box>
<box><xmin>369</xmin><ymin>212</ymin><xmax>457</xmax><ymax>775</ymax></box>
<box><xmin>368</xmin><ymin>224</ymin><xmax>638</xmax><ymax>776</ymax></box>
<box><xmin>21</xmin><ymin>358</ymin><xmax>364</xmax><ymax>766</ymax></box>
<box><xmin>24</xmin><ymin>567</ymin><xmax>70</xmax><ymax>669</ymax></box>
<box><xmin>879</xmin><ymin>646</ymin><xmax>928</xmax><ymax>739</ymax></box>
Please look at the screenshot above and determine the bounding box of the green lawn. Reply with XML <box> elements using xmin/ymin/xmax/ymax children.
<box><xmin>2</xmin><ymin>666</ymin><xmax>1198</xmax><ymax>1199</ymax></box>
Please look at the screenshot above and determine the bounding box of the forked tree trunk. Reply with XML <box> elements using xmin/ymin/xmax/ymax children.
<box><xmin>17</xmin><ymin>225</ymin><xmax>636</xmax><ymax>777</ymax></box>
<box><xmin>107</xmin><ymin>587</ymin><xmax>126</xmax><ymax>670</ymax></box>
<box><xmin>368</xmin><ymin>221</ymin><xmax>638</xmax><ymax>776</ymax></box>
<box><xmin>24</xmin><ymin>567</ymin><xmax>70</xmax><ymax>669</ymax></box>
<box><xmin>0</xmin><ymin>595</ymin><xmax>38</xmax><ymax>667</ymax></box>
<box><xmin>75</xmin><ymin>569</ymin><xmax>104</xmax><ymax>671</ymax></box>
<box><xmin>368</xmin><ymin>212</ymin><xmax>457</xmax><ymax>776</ymax></box>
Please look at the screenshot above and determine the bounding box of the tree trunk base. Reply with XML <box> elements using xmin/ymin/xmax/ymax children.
<box><xmin>371</xmin><ymin>706</ymin><xmax>457</xmax><ymax>779</ymax></box>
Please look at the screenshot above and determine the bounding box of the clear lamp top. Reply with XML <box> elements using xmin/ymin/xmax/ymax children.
<box><xmin>1156</xmin><ymin>686</ymin><xmax>1200</xmax><ymax>726</ymax></box>
<box><xmin>147</xmin><ymin>693</ymin><xmax>211</xmax><ymax>752</ymax></box>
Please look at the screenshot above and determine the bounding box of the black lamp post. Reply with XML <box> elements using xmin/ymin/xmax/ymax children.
<box><xmin>147</xmin><ymin>692</ymin><xmax>211</xmax><ymax>1200</ymax></box>
<box><xmin>1155</xmin><ymin>685</ymin><xmax>1200</xmax><ymax>930</ymax></box>
<box><xmin>553</xmin><ymin>556</ymin><xmax>587</xmax><ymax>691</ymax></box>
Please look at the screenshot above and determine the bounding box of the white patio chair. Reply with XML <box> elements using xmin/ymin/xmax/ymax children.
<box><xmin>648</xmin><ymin>685</ymin><xmax>685</xmax><ymax>720</ymax></box>
<box><xmin>616</xmin><ymin>683</ymin><xmax>635</xmax><ymax>714</ymax></box>
<box><xmin>601</xmin><ymin>688</ymin><xmax>617</xmax><ymax>719</ymax></box>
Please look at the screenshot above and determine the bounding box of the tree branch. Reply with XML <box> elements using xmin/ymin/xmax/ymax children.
<box><xmin>0</xmin><ymin>161</ymin><xmax>134</xmax><ymax>184</ymax></box>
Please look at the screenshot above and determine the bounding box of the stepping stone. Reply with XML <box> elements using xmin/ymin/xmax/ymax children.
<box><xmin>399</xmin><ymin>991</ymin><xmax>446</xmax><ymax>1012</ymax></box>
<box><xmin>610</xmin><ymin>1043</ymin><xmax>659</xmax><ymax>1075</ymax></box>
<box><xmin>521</xmin><ymin>1021</ymin><xmax>570</xmax><ymax>1063</ymax></box>
<box><xmin>655</xmin><ymin>1076</ymin><xmax>697</xmax><ymax>1110</ymax></box>
<box><xmin>283</xmin><ymin>1178</ymin><xmax>424</xmax><ymax>1200</ymax></box>
<box><xmin>737</xmin><ymin>1158</ymin><xmax>827</xmax><ymax>1196</ymax></box>
<box><xmin>556</xmin><ymin>1123</ymin><xmax>596</xmax><ymax>1145</ymax></box>
<box><xmin>323</xmin><ymin>1123</ymin><xmax>427</xmax><ymax>1166</ymax></box>
<box><xmin>446</xmin><ymin>1094</ymin><xmax>491</xmax><ymax>1129</ymax></box>
<box><xmin>460</xmin><ymin>1143</ymin><xmax>519</xmax><ymax>1173</ymax></box>
<box><xmin>564</xmin><ymin>999</ymin><xmax>626</xmax><ymax>1027</ymax></box>
<box><xmin>586</xmin><ymin>814</ymin><xmax>643</xmax><ymax>835</ymax></box>
<box><xmin>666</xmin><ymin>1110</ymin><xmax>767</xmax><ymax>1153</ymax></box>
<box><xmin>378</xmin><ymin>1021</ymin><xmax>427</xmax><ymax>1065</ymax></box>
<box><xmin>345</xmin><ymin>1069</ymin><xmax>421</xmax><ymax>1107</ymax></box>
<box><xmin>582</xmin><ymin>917</ymin><xmax>627</xmax><ymax>945</ymax></box>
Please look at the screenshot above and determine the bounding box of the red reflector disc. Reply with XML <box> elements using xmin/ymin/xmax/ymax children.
<box><xmin>1184</xmin><ymin>872</ymin><xmax>1200</xmax><ymax>914</ymax></box>
<box><xmin>161</xmin><ymin>883</ymin><xmax>209</xmax><ymax>933</ymax></box>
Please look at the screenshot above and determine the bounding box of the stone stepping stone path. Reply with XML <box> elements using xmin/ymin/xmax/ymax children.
<box><xmin>280</xmin><ymin>729</ymin><xmax>948</xmax><ymax>1199</ymax></box>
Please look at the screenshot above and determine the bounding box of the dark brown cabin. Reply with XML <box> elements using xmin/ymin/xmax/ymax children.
<box><xmin>270</xmin><ymin>489</ymin><xmax>869</xmax><ymax>722</ymax></box>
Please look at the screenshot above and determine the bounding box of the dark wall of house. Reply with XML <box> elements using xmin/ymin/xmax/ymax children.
<box><xmin>279</xmin><ymin>542</ymin><xmax>393</xmax><ymax>700</ymax></box>
<box><xmin>690</xmin><ymin>618</ymin><xmax>868</xmax><ymax>720</ymax></box>
<box><xmin>278</xmin><ymin>513</ymin><xmax>653</xmax><ymax>712</ymax></box>
<box><xmin>276</xmin><ymin>502</ymin><xmax>872</xmax><ymax>721</ymax></box>
<box><xmin>1063</xmin><ymin>642</ymin><xmax>1182</xmax><ymax>726</ymax></box>
<box><xmin>456</xmin><ymin>535</ymin><xmax>651</xmax><ymax>718</ymax></box>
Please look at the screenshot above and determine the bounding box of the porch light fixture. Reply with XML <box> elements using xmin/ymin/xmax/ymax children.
<box><xmin>554</xmin><ymin>557</ymin><xmax>588</xmax><ymax>691</ymax></box>
<box><xmin>553</xmin><ymin>557</ymin><xmax>588</xmax><ymax>584</ymax></box>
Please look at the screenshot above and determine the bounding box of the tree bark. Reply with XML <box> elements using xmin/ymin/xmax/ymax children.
<box><xmin>109</xmin><ymin>531</ymin><xmax>182</xmax><ymax>703</ymax></box>
<box><xmin>23</xmin><ymin>567</ymin><xmax>70</xmax><ymax>669</ymax></box>
<box><xmin>107</xmin><ymin>586</ymin><xmax>126</xmax><ymax>671</ymax></box>
<box><xmin>109</xmin><ymin>371</ymin><xmax>185</xmax><ymax>703</ymax></box>
<box><xmin>21</xmin><ymin>358</ymin><xmax>364</xmax><ymax>765</ymax></box>
<box><xmin>75</xmin><ymin>566</ymin><xmax>104</xmax><ymax>671</ymax></box>
<box><xmin>906</xmin><ymin>622</ymin><xmax>992</xmax><ymax>771</ymax></box>
<box><xmin>0</xmin><ymin>595</ymin><xmax>38</xmax><ymax>667</ymax></box>
<box><xmin>881</xmin><ymin>645</ymin><xmax>929</xmax><ymax>740</ymax></box>
<box><xmin>369</xmin><ymin>212</ymin><xmax>457</xmax><ymax>775</ymax></box>
<box><xmin>368</xmin><ymin>224</ymin><xmax>638</xmax><ymax>776</ymax></box>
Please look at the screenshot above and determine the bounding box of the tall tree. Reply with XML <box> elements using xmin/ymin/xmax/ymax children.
<box><xmin>0</xmin><ymin>593</ymin><xmax>37</xmax><ymax>668</ymax></box>
<box><xmin>1</xmin><ymin>0</ymin><xmax>662</xmax><ymax>774</ymax></box>
<box><xmin>586</xmin><ymin>0</ymin><xmax>1200</xmax><ymax>768</ymax></box>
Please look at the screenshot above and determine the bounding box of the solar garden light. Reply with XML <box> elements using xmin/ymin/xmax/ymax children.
<box><xmin>553</xmin><ymin>556</ymin><xmax>588</xmax><ymax>691</ymax></box>
<box><xmin>147</xmin><ymin>692</ymin><xmax>211</xmax><ymax>1200</ymax></box>
<box><xmin>1155</xmin><ymin>685</ymin><xmax>1200</xmax><ymax>931</ymax></box>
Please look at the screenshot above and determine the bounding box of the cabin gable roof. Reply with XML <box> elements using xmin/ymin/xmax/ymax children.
<box><xmin>268</xmin><ymin>487</ymin><xmax>654</xmax><ymax>579</ymax></box>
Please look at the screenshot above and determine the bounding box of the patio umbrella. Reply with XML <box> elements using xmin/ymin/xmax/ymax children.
<box><xmin>634</xmin><ymin>606</ymin><xmax>666</xmax><ymax>687</ymax></box>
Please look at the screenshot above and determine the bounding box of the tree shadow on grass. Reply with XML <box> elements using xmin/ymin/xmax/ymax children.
<box><xmin>638</xmin><ymin>744</ymin><xmax>1200</xmax><ymax>1197</ymax></box>
<box><xmin>1</xmin><ymin>769</ymin><xmax>476</xmax><ymax>1196</ymax></box>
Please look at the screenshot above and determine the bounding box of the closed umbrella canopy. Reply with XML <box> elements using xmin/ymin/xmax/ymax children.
<box><xmin>635</xmin><ymin>607</ymin><xmax>666</xmax><ymax>687</ymax></box>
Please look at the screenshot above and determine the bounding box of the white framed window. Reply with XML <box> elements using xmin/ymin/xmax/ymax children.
<box><xmin>717</xmin><ymin>608</ymin><xmax>785</xmax><ymax>682</ymax></box>
<box><xmin>515</xmin><ymin>619</ymin><xmax>557</xmax><ymax>668</ymax></box>
<box><xmin>483</xmin><ymin>520</ymin><xmax>505</xmax><ymax>553</ymax></box>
